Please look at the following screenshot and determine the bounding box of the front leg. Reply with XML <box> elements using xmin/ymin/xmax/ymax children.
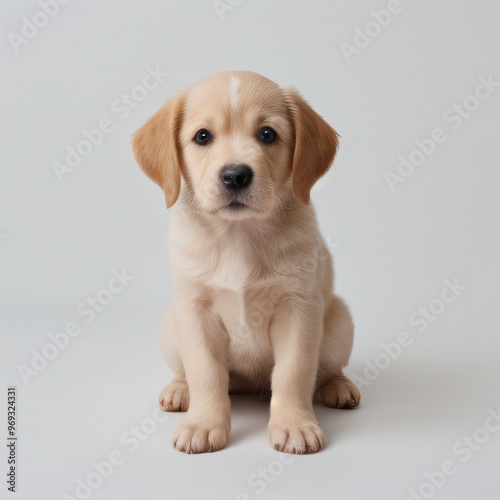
<box><xmin>172</xmin><ymin>298</ymin><xmax>231</xmax><ymax>453</ymax></box>
<box><xmin>268</xmin><ymin>299</ymin><xmax>324</xmax><ymax>454</ymax></box>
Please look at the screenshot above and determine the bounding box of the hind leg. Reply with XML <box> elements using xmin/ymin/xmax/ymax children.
<box><xmin>159</xmin><ymin>376</ymin><xmax>190</xmax><ymax>412</ymax></box>
<box><xmin>158</xmin><ymin>307</ymin><xmax>190</xmax><ymax>412</ymax></box>
<box><xmin>315</xmin><ymin>295</ymin><xmax>360</xmax><ymax>409</ymax></box>
<box><xmin>315</xmin><ymin>374</ymin><xmax>360</xmax><ymax>409</ymax></box>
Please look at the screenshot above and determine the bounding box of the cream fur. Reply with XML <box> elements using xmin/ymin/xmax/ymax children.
<box><xmin>133</xmin><ymin>71</ymin><xmax>360</xmax><ymax>454</ymax></box>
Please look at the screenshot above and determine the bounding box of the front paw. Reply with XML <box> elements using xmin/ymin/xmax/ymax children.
<box><xmin>269</xmin><ymin>419</ymin><xmax>324</xmax><ymax>454</ymax></box>
<box><xmin>173</xmin><ymin>417</ymin><xmax>230</xmax><ymax>454</ymax></box>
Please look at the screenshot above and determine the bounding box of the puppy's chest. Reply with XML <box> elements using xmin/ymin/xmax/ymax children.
<box><xmin>198</xmin><ymin>238</ymin><xmax>268</xmax><ymax>291</ymax></box>
<box><xmin>203</xmin><ymin>250</ymin><xmax>254</xmax><ymax>291</ymax></box>
<box><xmin>182</xmin><ymin>231</ymin><xmax>289</xmax><ymax>332</ymax></box>
<box><xmin>213</xmin><ymin>283</ymin><xmax>280</xmax><ymax>351</ymax></box>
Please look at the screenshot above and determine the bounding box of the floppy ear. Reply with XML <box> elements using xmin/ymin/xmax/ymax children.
<box><xmin>132</xmin><ymin>93</ymin><xmax>184</xmax><ymax>208</ymax></box>
<box><xmin>287</xmin><ymin>90</ymin><xmax>339</xmax><ymax>205</ymax></box>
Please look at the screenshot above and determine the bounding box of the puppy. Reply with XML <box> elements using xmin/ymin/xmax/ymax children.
<box><xmin>133</xmin><ymin>71</ymin><xmax>360</xmax><ymax>454</ymax></box>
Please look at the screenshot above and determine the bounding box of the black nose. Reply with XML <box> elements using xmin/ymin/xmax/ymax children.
<box><xmin>220</xmin><ymin>164</ymin><xmax>253</xmax><ymax>189</ymax></box>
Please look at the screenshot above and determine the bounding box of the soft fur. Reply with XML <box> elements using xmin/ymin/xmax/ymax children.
<box><xmin>133</xmin><ymin>71</ymin><xmax>360</xmax><ymax>454</ymax></box>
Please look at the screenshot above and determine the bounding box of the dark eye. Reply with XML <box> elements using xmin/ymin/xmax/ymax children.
<box><xmin>194</xmin><ymin>129</ymin><xmax>212</xmax><ymax>145</ymax></box>
<box><xmin>258</xmin><ymin>127</ymin><xmax>276</xmax><ymax>144</ymax></box>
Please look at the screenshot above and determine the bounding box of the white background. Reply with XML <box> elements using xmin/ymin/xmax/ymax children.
<box><xmin>1</xmin><ymin>1</ymin><xmax>500</xmax><ymax>499</ymax></box>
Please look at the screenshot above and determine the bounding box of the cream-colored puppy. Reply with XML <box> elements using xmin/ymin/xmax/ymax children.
<box><xmin>133</xmin><ymin>71</ymin><xmax>360</xmax><ymax>454</ymax></box>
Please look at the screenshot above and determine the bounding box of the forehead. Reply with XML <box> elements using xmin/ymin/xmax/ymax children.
<box><xmin>182</xmin><ymin>73</ymin><xmax>290</xmax><ymax>133</ymax></box>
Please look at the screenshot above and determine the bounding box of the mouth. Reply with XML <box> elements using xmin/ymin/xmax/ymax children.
<box><xmin>216</xmin><ymin>199</ymin><xmax>257</xmax><ymax>218</ymax></box>
<box><xmin>225</xmin><ymin>201</ymin><xmax>247</xmax><ymax>210</ymax></box>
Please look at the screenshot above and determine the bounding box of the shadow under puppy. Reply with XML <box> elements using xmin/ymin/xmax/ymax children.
<box><xmin>133</xmin><ymin>71</ymin><xmax>360</xmax><ymax>454</ymax></box>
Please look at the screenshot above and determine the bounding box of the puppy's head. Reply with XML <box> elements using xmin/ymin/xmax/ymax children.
<box><xmin>133</xmin><ymin>71</ymin><xmax>338</xmax><ymax>219</ymax></box>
